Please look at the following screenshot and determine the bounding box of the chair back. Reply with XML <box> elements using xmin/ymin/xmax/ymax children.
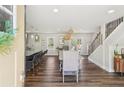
<box><xmin>59</xmin><ymin>50</ymin><xmax>63</xmax><ymax>60</ymax></box>
<box><xmin>63</xmin><ymin>51</ymin><xmax>79</xmax><ymax>71</ymax></box>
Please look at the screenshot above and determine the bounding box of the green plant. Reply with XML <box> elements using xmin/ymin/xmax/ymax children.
<box><xmin>114</xmin><ymin>44</ymin><xmax>119</xmax><ymax>55</ymax></box>
<box><xmin>0</xmin><ymin>20</ymin><xmax>17</xmax><ymax>55</ymax></box>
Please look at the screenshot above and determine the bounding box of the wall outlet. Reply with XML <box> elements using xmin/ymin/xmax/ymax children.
<box><xmin>19</xmin><ymin>71</ymin><xmax>25</xmax><ymax>82</ymax></box>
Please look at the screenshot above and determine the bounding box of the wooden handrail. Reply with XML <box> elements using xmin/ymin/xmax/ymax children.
<box><xmin>105</xmin><ymin>17</ymin><xmax>123</xmax><ymax>38</ymax></box>
<box><xmin>89</xmin><ymin>17</ymin><xmax>124</xmax><ymax>55</ymax></box>
<box><xmin>88</xmin><ymin>32</ymin><xmax>102</xmax><ymax>55</ymax></box>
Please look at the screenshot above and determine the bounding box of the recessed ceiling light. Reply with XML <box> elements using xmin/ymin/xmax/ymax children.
<box><xmin>53</xmin><ymin>8</ymin><xmax>59</xmax><ymax>13</ymax></box>
<box><xmin>108</xmin><ymin>10</ymin><xmax>115</xmax><ymax>14</ymax></box>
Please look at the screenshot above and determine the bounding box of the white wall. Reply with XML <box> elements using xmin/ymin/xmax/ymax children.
<box><xmin>89</xmin><ymin>22</ymin><xmax>124</xmax><ymax>72</ymax></box>
<box><xmin>15</xmin><ymin>6</ymin><xmax>25</xmax><ymax>86</ymax></box>
<box><xmin>26</xmin><ymin>33</ymin><xmax>93</xmax><ymax>56</ymax></box>
<box><xmin>0</xmin><ymin>52</ymin><xmax>15</xmax><ymax>86</ymax></box>
<box><xmin>103</xmin><ymin>22</ymin><xmax>124</xmax><ymax>72</ymax></box>
<box><xmin>26</xmin><ymin>33</ymin><xmax>42</xmax><ymax>56</ymax></box>
<box><xmin>40</xmin><ymin>33</ymin><xmax>60</xmax><ymax>55</ymax></box>
<box><xmin>88</xmin><ymin>45</ymin><xmax>104</xmax><ymax>70</ymax></box>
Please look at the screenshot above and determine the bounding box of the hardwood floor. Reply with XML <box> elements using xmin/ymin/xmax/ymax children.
<box><xmin>25</xmin><ymin>56</ymin><xmax>124</xmax><ymax>87</ymax></box>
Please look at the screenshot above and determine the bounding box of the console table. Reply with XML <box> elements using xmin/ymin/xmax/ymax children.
<box><xmin>114</xmin><ymin>54</ymin><xmax>124</xmax><ymax>76</ymax></box>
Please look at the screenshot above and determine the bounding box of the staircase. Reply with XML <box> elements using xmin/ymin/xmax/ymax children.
<box><xmin>88</xmin><ymin>17</ymin><xmax>124</xmax><ymax>72</ymax></box>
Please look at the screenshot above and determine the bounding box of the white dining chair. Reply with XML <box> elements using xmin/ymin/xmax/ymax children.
<box><xmin>63</xmin><ymin>51</ymin><xmax>79</xmax><ymax>83</ymax></box>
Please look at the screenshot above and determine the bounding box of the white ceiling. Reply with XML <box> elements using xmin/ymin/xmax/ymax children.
<box><xmin>26</xmin><ymin>5</ymin><xmax>124</xmax><ymax>33</ymax></box>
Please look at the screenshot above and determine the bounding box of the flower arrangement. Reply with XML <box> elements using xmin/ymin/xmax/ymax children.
<box><xmin>63</xmin><ymin>29</ymin><xmax>73</xmax><ymax>40</ymax></box>
<box><xmin>0</xmin><ymin>20</ymin><xmax>17</xmax><ymax>55</ymax></box>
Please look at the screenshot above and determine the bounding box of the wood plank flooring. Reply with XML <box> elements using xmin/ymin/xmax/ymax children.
<box><xmin>25</xmin><ymin>56</ymin><xmax>124</xmax><ymax>87</ymax></box>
